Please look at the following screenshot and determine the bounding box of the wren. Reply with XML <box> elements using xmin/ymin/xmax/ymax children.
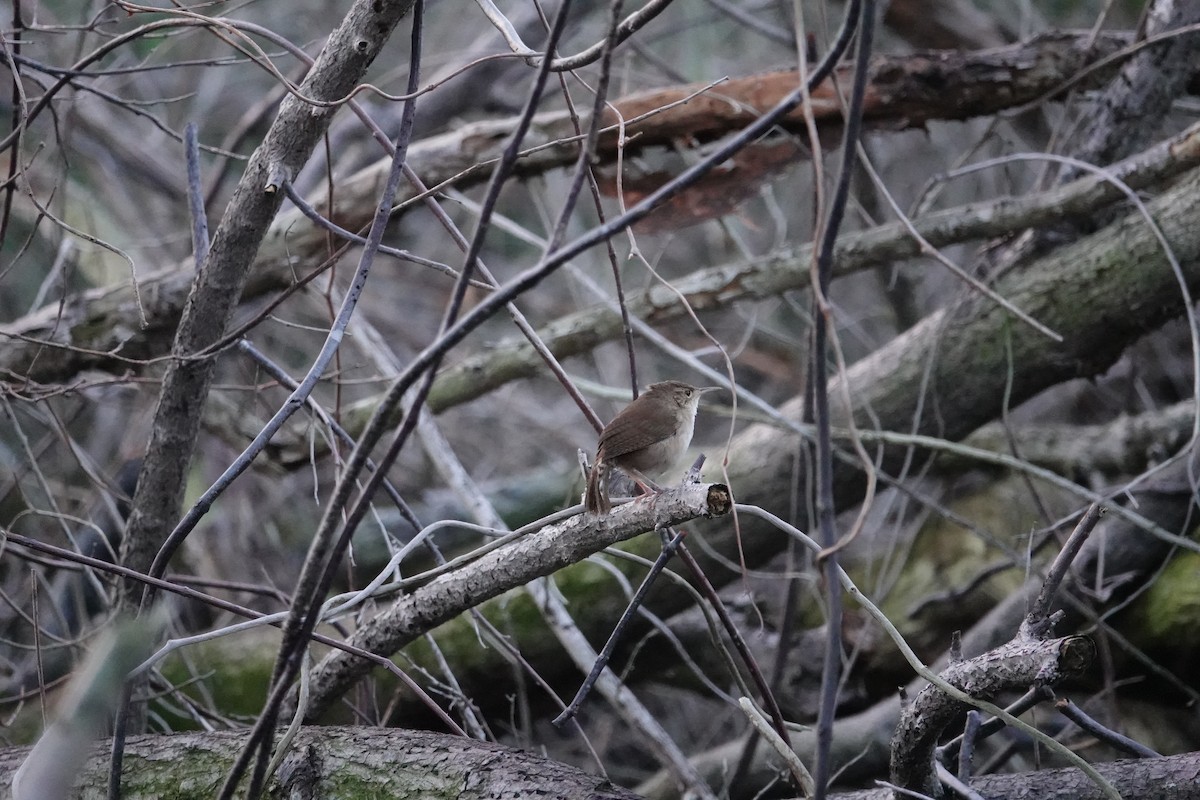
<box><xmin>584</xmin><ymin>381</ymin><xmax>719</xmax><ymax>514</ymax></box>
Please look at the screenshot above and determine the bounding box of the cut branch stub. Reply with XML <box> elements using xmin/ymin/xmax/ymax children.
<box><xmin>890</xmin><ymin>635</ymin><xmax>1095</xmax><ymax>798</ymax></box>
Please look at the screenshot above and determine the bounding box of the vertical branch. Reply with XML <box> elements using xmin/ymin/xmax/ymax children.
<box><xmin>183</xmin><ymin>123</ymin><xmax>210</xmax><ymax>270</ymax></box>
<box><xmin>0</xmin><ymin>0</ymin><xmax>25</xmax><ymax>251</ymax></box>
<box><xmin>809</xmin><ymin>2</ymin><xmax>874</xmax><ymax>796</ymax></box>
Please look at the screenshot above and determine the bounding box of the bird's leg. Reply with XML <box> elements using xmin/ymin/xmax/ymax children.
<box><xmin>621</xmin><ymin>467</ymin><xmax>663</xmax><ymax>500</ymax></box>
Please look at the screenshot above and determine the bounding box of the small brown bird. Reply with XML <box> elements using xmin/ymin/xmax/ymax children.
<box><xmin>584</xmin><ymin>381</ymin><xmax>719</xmax><ymax>514</ymax></box>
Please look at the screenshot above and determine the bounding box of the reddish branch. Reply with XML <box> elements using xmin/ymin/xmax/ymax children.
<box><xmin>597</xmin><ymin>32</ymin><xmax>1131</xmax><ymax>151</ymax></box>
<box><xmin>0</xmin><ymin>31</ymin><xmax>1148</xmax><ymax>389</ymax></box>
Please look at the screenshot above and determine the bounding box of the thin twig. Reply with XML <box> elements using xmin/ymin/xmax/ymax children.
<box><xmin>554</xmin><ymin>527</ymin><xmax>688</xmax><ymax>725</ymax></box>
<box><xmin>183</xmin><ymin>122</ymin><xmax>210</xmax><ymax>270</ymax></box>
<box><xmin>1</xmin><ymin>529</ymin><xmax>465</xmax><ymax>733</ymax></box>
<box><xmin>1024</xmin><ymin>503</ymin><xmax>1105</xmax><ymax>635</ymax></box>
<box><xmin>739</xmin><ymin>697</ymin><xmax>816</xmax><ymax>799</ymax></box>
<box><xmin>1055</xmin><ymin>695</ymin><xmax>1162</xmax><ymax>759</ymax></box>
<box><xmin>810</xmin><ymin>1</ymin><xmax>873</xmax><ymax>796</ymax></box>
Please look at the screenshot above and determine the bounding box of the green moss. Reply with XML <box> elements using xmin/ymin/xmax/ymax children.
<box><xmin>155</xmin><ymin>629</ymin><xmax>277</xmax><ymax>728</ymax></box>
<box><xmin>888</xmin><ymin>477</ymin><xmax>1053</xmax><ymax>614</ymax></box>
<box><xmin>1117</xmin><ymin>548</ymin><xmax>1200</xmax><ymax>656</ymax></box>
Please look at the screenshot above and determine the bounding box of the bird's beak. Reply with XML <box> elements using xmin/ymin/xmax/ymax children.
<box><xmin>698</xmin><ymin>386</ymin><xmax>722</xmax><ymax>396</ymax></box>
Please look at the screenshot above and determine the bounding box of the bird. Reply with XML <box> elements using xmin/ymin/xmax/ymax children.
<box><xmin>584</xmin><ymin>381</ymin><xmax>719</xmax><ymax>514</ymax></box>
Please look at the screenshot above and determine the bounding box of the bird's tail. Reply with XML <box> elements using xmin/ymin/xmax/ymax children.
<box><xmin>584</xmin><ymin>459</ymin><xmax>610</xmax><ymax>514</ymax></box>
